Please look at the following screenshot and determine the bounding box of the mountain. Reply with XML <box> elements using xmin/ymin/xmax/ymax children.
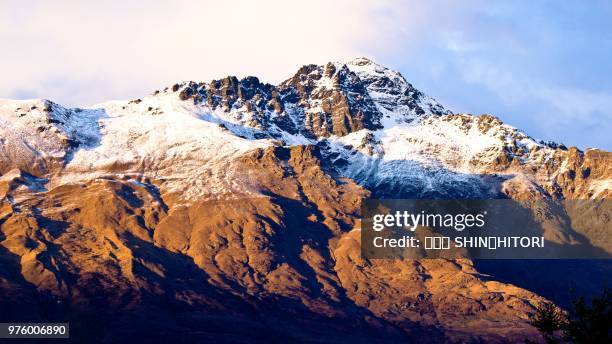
<box><xmin>0</xmin><ymin>57</ymin><xmax>610</xmax><ymax>343</ymax></box>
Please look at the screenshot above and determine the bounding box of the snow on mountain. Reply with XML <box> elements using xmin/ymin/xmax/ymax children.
<box><xmin>0</xmin><ymin>99</ymin><xmax>105</xmax><ymax>173</ymax></box>
<box><xmin>321</xmin><ymin>112</ymin><xmax>558</xmax><ymax>198</ymax></box>
<box><xmin>0</xmin><ymin>58</ymin><xmax>605</xmax><ymax>201</ymax></box>
<box><xmin>61</xmin><ymin>94</ymin><xmax>275</xmax><ymax>200</ymax></box>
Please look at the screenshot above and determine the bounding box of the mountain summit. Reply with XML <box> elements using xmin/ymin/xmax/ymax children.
<box><xmin>1</xmin><ymin>58</ymin><xmax>606</xmax><ymax>200</ymax></box>
<box><xmin>163</xmin><ymin>57</ymin><xmax>448</xmax><ymax>140</ymax></box>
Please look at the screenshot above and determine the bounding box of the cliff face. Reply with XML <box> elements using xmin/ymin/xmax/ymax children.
<box><xmin>0</xmin><ymin>58</ymin><xmax>609</xmax><ymax>343</ymax></box>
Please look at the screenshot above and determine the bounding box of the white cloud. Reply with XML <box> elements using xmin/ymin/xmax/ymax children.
<box><xmin>0</xmin><ymin>0</ymin><xmax>475</xmax><ymax>106</ymax></box>
<box><xmin>0</xmin><ymin>0</ymin><xmax>394</xmax><ymax>105</ymax></box>
<box><xmin>460</xmin><ymin>59</ymin><xmax>612</xmax><ymax>120</ymax></box>
<box><xmin>457</xmin><ymin>58</ymin><xmax>612</xmax><ymax>147</ymax></box>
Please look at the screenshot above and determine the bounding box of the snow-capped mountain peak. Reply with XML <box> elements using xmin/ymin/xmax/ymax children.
<box><xmin>0</xmin><ymin>58</ymin><xmax>608</xmax><ymax>201</ymax></box>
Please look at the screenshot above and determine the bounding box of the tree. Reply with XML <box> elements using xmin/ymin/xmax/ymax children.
<box><xmin>529</xmin><ymin>301</ymin><xmax>565</xmax><ymax>344</ymax></box>
<box><xmin>528</xmin><ymin>287</ymin><xmax>611</xmax><ymax>344</ymax></box>
<box><xmin>563</xmin><ymin>287</ymin><xmax>611</xmax><ymax>344</ymax></box>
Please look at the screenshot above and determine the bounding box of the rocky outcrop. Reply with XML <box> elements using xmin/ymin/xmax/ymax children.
<box><xmin>165</xmin><ymin>58</ymin><xmax>447</xmax><ymax>140</ymax></box>
<box><xmin>278</xmin><ymin>63</ymin><xmax>382</xmax><ymax>137</ymax></box>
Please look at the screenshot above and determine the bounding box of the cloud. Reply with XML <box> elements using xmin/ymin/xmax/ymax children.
<box><xmin>457</xmin><ymin>59</ymin><xmax>612</xmax><ymax>146</ymax></box>
<box><xmin>0</xmin><ymin>0</ymin><xmax>386</xmax><ymax>105</ymax></box>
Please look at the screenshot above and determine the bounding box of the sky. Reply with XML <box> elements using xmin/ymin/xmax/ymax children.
<box><xmin>1</xmin><ymin>0</ymin><xmax>611</xmax><ymax>149</ymax></box>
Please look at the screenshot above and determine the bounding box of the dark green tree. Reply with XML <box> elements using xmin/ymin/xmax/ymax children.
<box><xmin>563</xmin><ymin>287</ymin><xmax>611</xmax><ymax>344</ymax></box>
<box><xmin>529</xmin><ymin>301</ymin><xmax>565</xmax><ymax>344</ymax></box>
<box><xmin>528</xmin><ymin>287</ymin><xmax>611</xmax><ymax>344</ymax></box>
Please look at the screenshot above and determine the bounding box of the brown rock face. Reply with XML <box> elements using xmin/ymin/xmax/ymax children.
<box><xmin>280</xmin><ymin>64</ymin><xmax>382</xmax><ymax>137</ymax></box>
<box><xmin>0</xmin><ymin>144</ymin><xmax>551</xmax><ymax>343</ymax></box>
<box><xmin>549</xmin><ymin>148</ymin><xmax>612</xmax><ymax>198</ymax></box>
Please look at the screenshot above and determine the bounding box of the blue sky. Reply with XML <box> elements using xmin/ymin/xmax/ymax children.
<box><xmin>373</xmin><ymin>2</ymin><xmax>612</xmax><ymax>150</ymax></box>
<box><xmin>1</xmin><ymin>0</ymin><xmax>610</xmax><ymax>149</ymax></box>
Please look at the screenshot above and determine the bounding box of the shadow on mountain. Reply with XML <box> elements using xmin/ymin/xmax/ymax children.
<box><xmin>0</xmin><ymin>236</ymin><xmax>46</xmax><ymax>322</ymax></box>
<box><xmin>318</xmin><ymin>140</ymin><xmax>513</xmax><ymax>200</ymax></box>
<box><xmin>62</xmin><ymin>107</ymin><xmax>108</xmax><ymax>165</ymax></box>
<box><xmin>474</xmin><ymin>259</ymin><xmax>611</xmax><ymax>309</ymax></box>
